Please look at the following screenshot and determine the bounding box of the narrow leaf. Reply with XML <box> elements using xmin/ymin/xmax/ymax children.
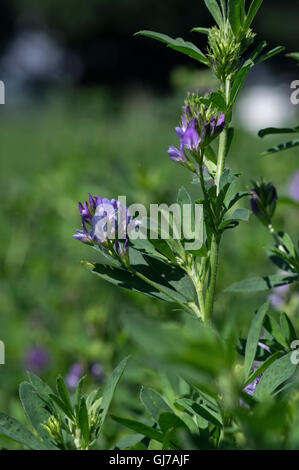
<box><xmin>244</xmin><ymin>0</ymin><xmax>264</xmax><ymax>29</ymax></box>
<box><xmin>56</xmin><ymin>376</ymin><xmax>74</xmax><ymax>419</ymax></box>
<box><xmin>228</xmin><ymin>0</ymin><xmax>242</xmax><ymax>35</ymax></box>
<box><xmin>254</xmin><ymin>352</ymin><xmax>297</xmax><ymax>399</ymax></box>
<box><xmin>112</xmin><ymin>416</ymin><xmax>163</xmax><ymax>442</ymax></box>
<box><xmin>191</xmin><ymin>27</ymin><xmax>210</xmax><ymax>35</ymax></box>
<box><xmin>243</xmin><ymin>351</ymin><xmax>282</xmax><ymax>388</ymax></box>
<box><xmin>244</xmin><ymin>301</ymin><xmax>270</xmax><ymax>380</ymax></box>
<box><xmin>19</xmin><ymin>382</ymin><xmax>58</xmax><ymax>449</ymax></box>
<box><xmin>256</xmin><ymin>46</ymin><xmax>285</xmax><ymax>64</ymax></box>
<box><xmin>78</xmin><ymin>397</ymin><xmax>89</xmax><ymax>446</ymax></box>
<box><xmin>204</xmin><ymin>0</ymin><xmax>223</xmax><ymax>26</ymax></box>
<box><xmin>135</xmin><ymin>31</ymin><xmax>209</xmax><ymax>65</ymax></box>
<box><xmin>140</xmin><ymin>388</ymin><xmax>172</xmax><ymax>422</ymax></box>
<box><xmin>261</xmin><ymin>140</ymin><xmax>299</xmax><ymax>157</ymax></box>
<box><xmin>259</xmin><ymin>126</ymin><xmax>299</xmax><ymax>138</ymax></box>
<box><xmin>99</xmin><ymin>357</ymin><xmax>129</xmax><ymax>429</ymax></box>
<box><xmin>0</xmin><ymin>412</ymin><xmax>46</xmax><ymax>450</ymax></box>
<box><xmin>226</xmin><ymin>274</ymin><xmax>299</xmax><ymax>292</ymax></box>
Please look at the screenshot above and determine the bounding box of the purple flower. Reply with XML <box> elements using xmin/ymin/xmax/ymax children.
<box><xmin>168</xmin><ymin>104</ymin><xmax>225</xmax><ymax>169</ymax></box>
<box><xmin>66</xmin><ymin>363</ymin><xmax>84</xmax><ymax>390</ymax></box>
<box><xmin>289</xmin><ymin>170</ymin><xmax>299</xmax><ymax>202</ymax></box>
<box><xmin>250</xmin><ymin>181</ymin><xmax>278</xmax><ymax>226</ymax></box>
<box><xmin>244</xmin><ymin>368</ymin><xmax>262</xmax><ymax>396</ymax></box>
<box><xmin>90</xmin><ymin>363</ymin><xmax>104</xmax><ymax>383</ymax></box>
<box><xmin>168</xmin><ymin>145</ymin><xmax>187</xmax><ymax>163</ymax></box>
<box><xmin>74</xmin><ymin>195</ymin><xmax>139</xmax><ymax>264</ymax></box>
<box><xmin>24</xmin><ymin>347</ymin><xmax>51</xmax><ymax>374</ymax></box>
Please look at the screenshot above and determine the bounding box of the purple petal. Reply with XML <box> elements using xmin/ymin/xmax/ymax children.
<box><xmin>168</xmin><ymin>145</ymin><xmax>187</xmax><ymax>163</ymax></box>
<box><xmin>73</xmin><ymin>230</ymin><xmax>91</xmax><ymax>244</ymax></box>
<box><xmin>183</xmin><ymin>126</ymin><xmax>201</xmax><ymax>151</ymax></box>
<box><xmin>216</xmin><ymin>114</ymin><xmax>226</xmax><ymax>134</ymax></box>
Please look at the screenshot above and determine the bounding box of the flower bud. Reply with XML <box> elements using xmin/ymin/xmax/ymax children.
<box><xmin>250</xmin><ymin>181</ymin><xmax>278</xmax><ymax>226</ymax></box>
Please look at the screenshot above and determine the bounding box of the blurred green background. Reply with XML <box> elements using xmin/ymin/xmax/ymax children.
<box><xmin>0</xmin><ymin>0</ymin><xmax>298</xmax><ymax>448</ymax></box>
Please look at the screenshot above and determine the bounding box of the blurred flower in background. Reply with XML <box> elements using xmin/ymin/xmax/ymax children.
<box><xmin>24</xmin><ymin>346</ymin><xmax>52</xmax><ymax>374</ymax></box>
<box><xmin>66</xmin><ymin>362</ymin><xmax>84</xmax><ymax>390</ymax></box>
<box><xmin>66</xmin><ymin>362</ymin><xmax>104</xmax><ymax>389</ymax></box>
<box><xmin>90</xmin><ymin>363</ymin><xmax>104</xmax><ymax>383</ymax></box>
<box><xmin>268</xmin><ymin>284</ymin><xmax>290</xmax><ymax>310</ymax></box>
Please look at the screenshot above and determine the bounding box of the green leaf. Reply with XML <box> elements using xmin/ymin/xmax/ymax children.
<box><xmin>280</xmin><ymin>313</ymin><xmax>297</xmax><ymax>346</ymax></box>
<box><xmin>140</xmin><ymin>388</ymin><xmax>173</xmax><ymax>422</ymax></box>
<box><xmin>191</xmin><ymin>27</ymin><xmax>210</xmax><ymax>35</ymax></box>
<box><xmin>256</xmin><ymin>46</ymin><xmax>285</xmax><ymax>64</ymax></box>
<box><xmin>261</xmin><ymin>139</ymin><xmax>299</xmax><ymax>157</ymax></box>
<box><xmin>89</xmin><ymin>263</ymin><xmax>169</xmax><ymax>302</ymax></box>
<box><xmin>228</xmin><ymin>0</ymin><xmax>243</xmax><ymax>35</ymax></box>
<box><xmin>244</xmin><ymin>301</ymin><xmax>270</xmax><ymax>380</ymax></box>
<box><xmin>99</xmin><ymin>356</ymin><xmax>129</xmax><ymax>429</ymax></box>
<box><xmin>230</xmin><ymin>208</ymin><xmax>250</xmax><ymax>221</ymax></box>
<box><xmin>56</xmin><ymin>376</ymin><xmax>74</xmax><ymax>419</ymax></box>
<box><xmin>243</xmin><ymin>41</ymin><xmax>267</xmax><ymax>67</ymax></box>
<box><xmin>204</xmin><ymin>0</ymin><xmax>223</xmax><ymax>26</ymax></box>
<box><xmin>49</xmin><ymin>394</ymin><xmax>74</xmax><ymax>421</ymax></box>
<box><xmin>259</xmin><ymin>126</ymin><xmax>299</xmax><ymax>138</ymax></box>
<box><xmin>112</xmin><ymin>416</ymin><xmax>164</xmax><ymax>442</ymax></box>
<box><xmin>78</xmin><ymin>397</ymin><xmax>89</xmax><ymax>446</ymax></box>
<box><xmin>210</xmin><ymin>91</ymin><xmax>227</xmax><ymax>112</ymax></box>
<box><xmin>243</xmin><ymin>351</ymin><xmax>282</xmax><ymax>388</ymax></box>
<box><xmin>192</xmin><ymin>403</ymin><xmax>222</xmax><ymax>428</ymax></box>
<box><xmin>27</xmin><ymin>372</ymin><xmax>55</xmax><ymax>412</ymax></box>
<box><xmin>177</xmin><ymin>398</ymin><xmax>222</xmax><ymax>428</ymax></box>
<box><xmin>0</xmin><ymin>412</ymin><xmax>46</xmax><ymax>450</ymax></box>
<box><xmin>205</xmin><ymin>145</ymin><xmax>218</xmax><ymax>165</ymax></box>
<box><xmin>227</xmin><ymin>191</ymin><xmax>251</xmax><ymax>210</ymax></box>
<box><xmin>264</xmin><ymin>314</ymin><xmax>290</xmax><ymax>350</ymax></box>
<box><xmin>75</xmin><ymin>375</ymin><xmax>86</xmax><ymax>415</ymax></box>
<box><xmin>19</xmin><ymin>382</ymin><xmax>58</xmax><ymax>449</ymax></box>
<box><xmin>254</xmin><ymin>352</ymin><xmax>297</xmax><ymax>399</ymax></box>
<box><xmin>226</xmin><ymin>274</ymin><xmax>299</xmax><ymax>292</ymax></box>
<box><xmin>230</xmin><ymin>65</ymin><xmax>251</xmax><ymax>104</ymax></box>
<box><xmin>244</xmin><ymin>0</ymin><xmax>264</xmax><ymax>30</ymax></box>
<box><xmin>135</xmin><ymin>31</ymin><xmax>209</xmax><ymax>65</ymax></box>
<box><xmin>27</xmin><ymin>372</ymin><xmax>53</xmax><ymax>398</ymax></box>
<box><xmin>287</xmin><ymin>52</ymin><xmax>299</xmax><ymax>62</ymax></box>
<box><xmin>90</xmin><ymin>248</ymin><xmax>197</xmax><ymax>306</ymax></box>
<box><xmin>114</xmin><ymin>433</ymin><xmax>144</xmax><ymax>450</ymax></box>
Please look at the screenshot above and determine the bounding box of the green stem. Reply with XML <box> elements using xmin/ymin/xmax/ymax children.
<box><xmin>205</xmin><ymin>78</ymin><xmax>231</xmax><ymax>321</ymax></box>
<box><xmin>204</xmin><ymin>234</ymin><xmax>220</xmax><ymax>321</ymax></box>
<box><xmin>215</xmin><ymin>119</ymin><xmax>229</xmax><ymax>195</ymax></box>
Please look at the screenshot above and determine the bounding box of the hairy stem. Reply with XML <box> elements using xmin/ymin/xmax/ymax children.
<box><xmin>204</xmin><ymin>234</ymin><xmax>220</xmax><ymax>322</ymax></box>
<box><xmin>205</xmin><ymin>78</ymin><xmax>231</xmax><ymax>321</ymax></box>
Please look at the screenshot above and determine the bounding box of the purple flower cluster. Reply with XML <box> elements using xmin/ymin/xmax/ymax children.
<box><xmin>66</xmin><ymin>362</ymin><xmax>104</xmax><ymax>390</ymax></box>
<box><xmin>168</xmin><ymin>105</ymin><xmax>225</xmax><ymax>168</ymax></box>
<box><xmin>73</xmin><ymin>195</ymin><xmax>139</xmax><ymax>263</ymax></box>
